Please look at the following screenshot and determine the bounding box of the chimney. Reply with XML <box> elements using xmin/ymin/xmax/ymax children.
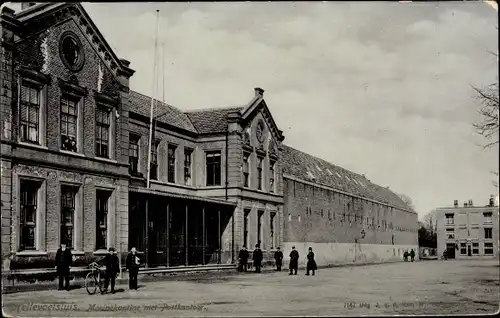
<box><xmin>21</xmin><ymin>3</ymin><xmax>37</xmax><ymax>10</ymax></box>
<box><xmin>463</xmin><ymin>201</ymin><xmax>468</xmax><ymax>208</ymax></box>
<box><xmin>254</xmin><ymin>87</ymin><xmax>264</xmax><ymax>97</ymax></box>
<box><xmin>469</xmin><ymin>200</ymin><xmax>473</xmax><ymax>207</ymax></box>
<box><xmin>453</xmin><ymin>200</ymin><xmax>458</xmax><ymax>207</ymax></box>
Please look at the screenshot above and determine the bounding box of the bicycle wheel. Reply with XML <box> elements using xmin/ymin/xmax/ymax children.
<box><xmin>85</xmin><ymin>272</ymin><xmax>97</xmax><ymax>295</ymax></box>
<box><xmin>97</xmin><ymin>271</ymin><xmax>106</xmax><ymax>294</ymax></box>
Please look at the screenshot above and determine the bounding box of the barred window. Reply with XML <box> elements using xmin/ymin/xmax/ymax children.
<box><xmin>168</xmin><ymin>144</ymin><xmax>176</xmax><ymax>183</ymax></box>
<box><xmin>60</xmin><ymin>96</ymin><xmax>78</xmax><ymax>152</ymax></box>
<box><xmin>184</xmin><ymin>148</ymin><xmax>192</xmax><ymax>185</ymax></box>
<box><xmin>129</xmin><ymin>134</ymin><xmax>140</xmax><ymax>175</ymax></box>
<box><xmin>206</xmin><ymin>151</ymin><xmax>221</xmax><ymax>186</ymax></box>
<box><xmin>96</xmin><ymin>190</ymin><xmax>110</xmax><ymax>250</ymax></box>
<box><xmin>150</xmin><ymin>141</ymin><xmax>159</xmax><ymax>180</ymax></box>
<box><xmin>61</xmin><ymin>186</ymin><xmax>77</xmax><ymax>248</ymax></box>
<box><xmin>95</xmin><ymin>106</ymin><xmax>110</xmax><ymax>158</ymax></box>
<box><xmin>19</xmin><ymin>82</ymin><xmax>40</xmax><ymax>143</ymax></box>
<box><xmin>20</xmin><ymin>180</ymin><xmax>39</xmax><ymax>250</ymax></box>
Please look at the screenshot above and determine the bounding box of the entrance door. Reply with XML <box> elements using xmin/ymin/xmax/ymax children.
<box><xmin>446</xmin><ymin>243</ymin><xmax>456</xmax><ymax>259</ymax></box>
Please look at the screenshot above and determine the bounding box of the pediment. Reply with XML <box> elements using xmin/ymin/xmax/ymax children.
<box><xmin>14</xmin><ymin>3</ymin><xmax>134</xmax><ymax>82</ymax></box>
<box><xmin>240</xmin><ymin>97</ymin><xmax>284</xmax><ymax>144</ymax></box>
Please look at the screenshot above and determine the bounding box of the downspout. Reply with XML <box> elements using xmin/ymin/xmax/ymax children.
<box><xmin>225</xmin><ymin>130</ymin><xmax>228</xmax><ymax>201</ymax></box>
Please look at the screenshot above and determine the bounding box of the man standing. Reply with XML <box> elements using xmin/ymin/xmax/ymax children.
<box><xmin>99</xmin><ymin>247</ymin><xmax>120</xmax><ymax>294</ymax></box>
<box><xmin>289</xmin><ymin>246</ymin><xmax>299</xmax><ymax>275</ymax></box>
<box><xmin>126</xmin><ymin>247</ymin><xmax>141</xmax><ymax>290</ymax></box>
<box><xmin>238</xmin><ymin>246</ymin><xmax>249</xmax><ymax>272</ymax></box>
<box><xmin>306</xmin><ymin>247</ymin><xmax>317</xmax><ymax>276</ymax></box>
<box><xmin>410</xmin><ymin>249</ymin><xmax>415</xmax><ymax>262</ymax></box>
<box><xmin>274</xmin><ymin>247</ymin><xmax>283</xmax><ymax>271</ymax></box>
<box><xmin>55</xmin><ymin>243</ymin><xmax>72</xmax><ymax>291</ymax></box>
<box><xmin>252</xmin><ymin>244</ymin><xmax>263</xmax><ymax>273</ymax></box>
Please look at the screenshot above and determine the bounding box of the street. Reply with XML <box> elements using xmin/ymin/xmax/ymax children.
<box><xmin>2</xmin><ymin>260</ymin><xmax>499</xmax><ymax>316</ymax></box>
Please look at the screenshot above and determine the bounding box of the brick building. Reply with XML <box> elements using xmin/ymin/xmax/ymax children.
<box><xmin>436</xmin><ymin>197</ymin><xmax>499</xmax><ymax>260</ymax></box>
<box><xmin>0</xmin><ymin>3</ymin><xmax>417</xmax><ymax>272</ymax></box>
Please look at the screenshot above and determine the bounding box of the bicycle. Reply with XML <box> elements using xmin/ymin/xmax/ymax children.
<box><xmin>85</xmin><ymin>262</ymin><xmax>105</xmax><ymax>295</ymax></box>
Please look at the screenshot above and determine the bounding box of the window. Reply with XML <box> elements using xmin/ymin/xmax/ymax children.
<box><xmin>445</xmin><ymin>213</ymin><xmax>454</xmax><ymax>225</ymax></box>
<box><xmin>243</xmin><ymin>153</ymin><xmax>250</xmax><ymax>188</ymax></box>
<box><xmin>446</xmin><ymin>228</ymin><xmax>455</xmax><ymax>239</ymax></box>
<box><xmin>168</xmin><ymin>144</ymin><xmax>176</xmax><ymax>183</ymax></box>
<box><xmin>484</xmin><ymin>228</ymin><xmax>493</xmax><ymax>239</ymax></box>
<box><xmin>484</xmin><ymin>243</ymin><xmax>494</xmax><ymax>255</ymax></box>
<box><xmin>269</xmin><ymin>160</ymin><xmax>276</xmax><ymax>193</ymax></box>
<box><xmin>20</xmin><ymin>180</ymin><xmax>39</xmax><ymax>250</ymax></box>
<box><xmin>129</xmin><ymin>134</ymin><xmax>140</xmax><ymax>176</ymax></box>
<box><xmin>60</xmin><ymin>95</ymin><xmax>79</xmax><ymax>152</ymax></box>
<box><xmin>61</xmin><ymin>186</ymin><xmax>76</xmax><ymax>248</ymax></box>
<box><xmin>95</xmin><ymin>106</ymin><xmax>111</xmax><ymax>158</ymax></box>
<box><xmin>257</xmin><ymin>210</ymin><xmax>264</xmax><ymax>246</ymax></box>
<box><xmin>184</xmin><ymin>148</ymin><xmax>192</xmax><ymax>185</ymax></box>
<box><xmin>460</xmin><ymin>242</ymin><xmax>467</xmax><ymax>255</ymax></box>
<box><xmin>270</xmin><ymin>212</ymin><xmax>276</xmax><ymax>249</ymax></box>
<box><xmin>206</xmin><ymin>151</ymin><xmax>221</xmax><ymax>186</ymax></box>
<box><xmin>483</xmin><ymin>212</ymin><xmax>493</xmax><ymax>224</ymax></box>
<box><xmin>150</xmin><ymin>141</ymin><xmax>158</xmax><ymax>180</ymax></box>
<box><xmin>19</xmin><ymin>82</ymin><xmax>40</xmax><ymax>143</ymax></box>
<box><xmin>96</xmin><ymin>190</ymin><xmax>110</xmax><ymax>250</ymax></box>
<box><xmin>257</xmin><ymin>157</ymin><xmax>263</xmax><ymax>190</ymax></box>
<box><xmin>472</xmin><ymin>242</ymin><xmax>479</xmax><ymax>255</ymax></box>
<box><xmin>243</xmin><ymin>209</ymin><xmax>250</xmax><ymax>247</ymax></box>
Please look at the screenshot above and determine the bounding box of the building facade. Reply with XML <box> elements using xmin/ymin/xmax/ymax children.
<box><xmin>0</xmin><ymin>3</ymin><xmax>417</xmax><ymax>271</ymax></box>
<box><xmin>436</xmin><ymin>197</ymin><xmax>499</xmax><ymax>260</ymax></box>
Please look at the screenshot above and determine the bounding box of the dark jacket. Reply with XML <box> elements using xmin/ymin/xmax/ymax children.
<box><xmin>126</xmin><ymin>253</ymin><xmax>141</xmax><ymax>270</ymax></box>
<box><xmin>55</xmin><ymin>248</ymin><xmax>72</xmax><ymax>270</ymax></box>
<box><xmin>100</xmin><ymin>254</ymin><xmax>120</xmax><ymax>275</ymax></box>
<box><xmin>289</xmin><ymin>250</ymin><xmax>299</xmax><ymax>269</ymax></box>
<box><xmin>252</xmin><ymin>249</ymin><xmax>263</xmax><ymax>266</ymax></box>
<box><xmin>238</xmin><ymin>249</ymin><xmax>249</xmax><ymax>264</ymax></box>
<box><xmin>410</xmin><ymin>250</ymin><xmax>415</xmax><ymax>257</ymax></box>
<box><xmin>274</xmin><ymin>251</ymin><xmax>283</xmax><ymax>266</ymax></box>
<box><xmin>307</xmin><ymin>251</ymin><xmax>317</xmax><ymax>271</ymax></box>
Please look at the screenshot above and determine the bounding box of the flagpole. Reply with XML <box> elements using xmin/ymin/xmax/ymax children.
<box><xmin>147</xmin><ymin>9</ymin><xmax>160</xmax><ymax>189</ymax></box>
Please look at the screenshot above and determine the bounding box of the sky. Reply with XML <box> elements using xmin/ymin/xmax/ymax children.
<box><xmin>5</xmin><ymin>1</ymin><xmax>499</xmax><ymax>219</ymax></box>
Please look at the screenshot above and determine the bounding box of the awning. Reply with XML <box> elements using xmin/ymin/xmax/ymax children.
<box><xmin>129</xmin><ymin>186</ymin><xmax>237</xmax><ymax>207</ymax></box>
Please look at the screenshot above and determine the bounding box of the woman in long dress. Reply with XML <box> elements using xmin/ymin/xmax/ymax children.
<box><xmin>306</xmin><ymin>247</ymin><xmax>317</xmax><ymax>276</ymax></box>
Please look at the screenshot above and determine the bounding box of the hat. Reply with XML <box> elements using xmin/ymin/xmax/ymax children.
<box><xmin>277</xmin><ymin>247</ymin><xmax>280</xmax><ymax>250</ymax></box>
<box><xmin>308</xmin><ymin>247</ymin><xmax>312</xmax><ymax>251</ymax></box>
<box><xmin>108</xmin><ymin>247</ymin><xmax>115</xmax><ymax>252</ymax></box>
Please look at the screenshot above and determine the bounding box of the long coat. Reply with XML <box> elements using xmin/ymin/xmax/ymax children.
<box><xmin>55</xmin><ymin>248</ymin><xmax>72</xmax><ymax>272</ymax></box>
<box><xmin>307</xmin><ymin>251</ymin><xmax>317</xmax><ymax>271</ymax></box>
<box><xmin>126</xmin><ymin>253</ymin><xmax>141</xmax><ymax>270</ymax></box>
<box><xmin>289</xmin><ymin>250</ymin><xmax>299</xmax><ymax>269</ymax></box>
<box><xmin>253</xmin><ymin>249</ymin><xmax>263</xmax><ymax>266</ymax></box>
<box><xmin>238</xmin><ymin>249</ymin><xmax>249</xmax><ymax>264</ymax></box>
<box><xmin>100</xmin><ymin>254</ymin><xmax>120</xmax><ymax>275</ymax></box>
<box><xmin>274</xmin><ymin>251</ymin><xmax>283</xmax><ymax>266</ymax></box>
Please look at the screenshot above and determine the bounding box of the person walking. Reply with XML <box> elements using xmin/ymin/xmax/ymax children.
<box><xmin>238</xmin><ymin>246</ymin><xmax>249</xmax><ymax>272</ymax></box>
<box><xmin>55</xmin><ymin>243</ymin><xmax>72</xmax><ymax>291</ymax></box>
<box><xmin>99</xmin><ymin>247</ymin><xmax>120</xmax><ymax>294</ymax></box>
<box><xmin>252</xmin><ymin>244</ymin><xmax>263</xmax><ymax>273</ymax></box>
<box><xmin>126</xmin><ymin>247</ymin><xmax>141</xmax><ymax>290</ymax></box>
<box><xmin>289</xmin><ymin>246</ymin><xmax>299</xmax><ymax>275</ymax></box>
<box><xmin>306</xmin><ymin>247</ymin><xmax>317</xmax><ymax>276</ymax></box>
<box><xmin>410</xmin><ymin>249</ymin><xmax>415</xmax><ymax>262</ymax></box>
<box><xmin>274</xmin><ymin>247</ymin><xmax>283</xmax><ymax>271</ymax></box>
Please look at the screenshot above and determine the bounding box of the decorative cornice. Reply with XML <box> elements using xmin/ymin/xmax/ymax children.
<box><xmin>58</xmin><ymin>77</ymin><xmax>88</xmax><ymax>97</ymax></box>
<box><xmin>242</xmin><ymin>144</ymin><xmax>254</xmax><ymax>153</ymax></box>
<box><xmin>256</xmin><ymin>147</ymin><xmax>267</xmax><ymax>158</ymax></box>
<box><xmin>94</xmin><ymin>90</ymin><xmax>119</xmax><ymax>107</ymax></box>
<box><xmin>19</xmin><ymin>67</ymin><xmax>51</xmax><ymax>85</ymax></box>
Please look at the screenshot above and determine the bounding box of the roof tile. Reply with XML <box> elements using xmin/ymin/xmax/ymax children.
<box><xmin>185</xmin><ymin>107</ymin><xmax>244</xmax><ymax>134</ymax></box>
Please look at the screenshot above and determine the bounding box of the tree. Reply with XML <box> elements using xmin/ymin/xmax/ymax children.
<box><xmin>471</xmin><ymin>27</ymin><xmax>498</xmax><ymax>187</ymax></box>
<box><xmin>422</xmin><ymin>210</ymin><xmax>438</xmax><ymax>234</ymax></box>
<box><xmin>397</xmin><ymin>193</ymin><xmax>416</xmax><ymax>212</ymax></box>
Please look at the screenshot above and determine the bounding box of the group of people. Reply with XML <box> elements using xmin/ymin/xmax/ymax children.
<box><xmin>55</xmin><ymin>243</ymin><xmax>142</xmax><ymax>293</ymax></box>
<box><xmin>403</xmin><ymin>249</ymin><xmax>416</xmax><ymax>262</ymax></box>
<box><xmin>238</xmin><ymin>245</ymin><xmax>318</xmax><ymax>276</ymax></box>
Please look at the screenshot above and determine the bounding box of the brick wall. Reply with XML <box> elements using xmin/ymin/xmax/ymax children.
<box><xmin>283</xmin><ymin>178</ymin><xmax>418</xmax><ymax>246</ymax></box>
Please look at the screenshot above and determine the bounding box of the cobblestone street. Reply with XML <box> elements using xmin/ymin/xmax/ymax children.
<box><xmin>3</xmin><ymin>260</ymin><xmax>499</xmax><ymax>316</ymax></box>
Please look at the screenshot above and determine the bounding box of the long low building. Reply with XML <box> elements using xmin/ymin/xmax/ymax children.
<box><xmin>0</xmin><ymin>2</ymin><xmax>418</xmax><ymax>272</ymax></box>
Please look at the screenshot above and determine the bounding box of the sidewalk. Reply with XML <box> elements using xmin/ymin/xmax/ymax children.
<box><xmin>2</xmin><ymin>259</ymin><xmax>407</xmax><ymax>294</ymax></box>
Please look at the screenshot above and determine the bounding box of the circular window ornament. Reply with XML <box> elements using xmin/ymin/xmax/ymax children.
<box><xmin>59</xmin><ymin>31</ymin><xmax>85</xmax><ymax>71</ymax></box>
<box><xmin>256</xmin><ymin>120</ymin><xmax>265</xmax><ymax>143</ymax></box>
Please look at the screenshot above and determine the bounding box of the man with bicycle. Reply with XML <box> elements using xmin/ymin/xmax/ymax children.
<box><xmin>98</xmin><ymin>247</ymin><xmax>120</xmax><ymax>294</ymax></box>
